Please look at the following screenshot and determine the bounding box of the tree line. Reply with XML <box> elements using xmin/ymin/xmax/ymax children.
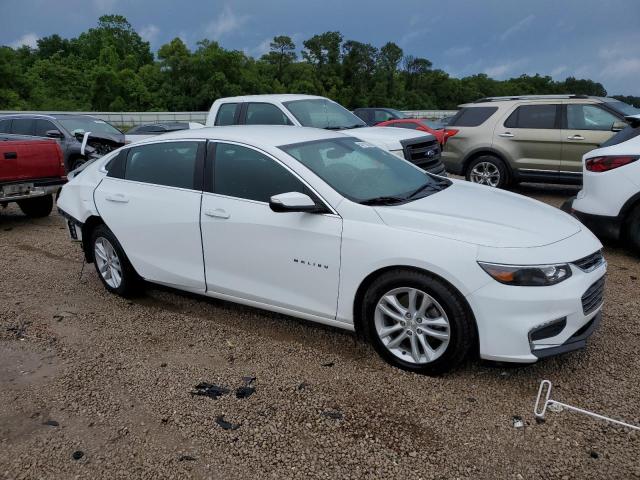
<box><xmin>1</xmin><ymin>15</ymin><xmax>638</xmax><ymax>112</ymax></box>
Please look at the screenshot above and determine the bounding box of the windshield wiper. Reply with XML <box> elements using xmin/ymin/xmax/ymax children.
<box><xmin>407</xmin><ymin>179</ymin><xmax>451</xmax><ymax>199</ymax></box>
<box><xmin>359</xmin><ymin>196</ymin><xmax>407</xmax><ymax>206</ymax></box>
<box><xmin>323</xmin><ymin>126</ymin><xmax>344</xmax><ymax>130</ymax></box>
<box><xmin>343</xmin><ymin>124</ymin><xmax>366</xmax><ymax>129</ymax></box>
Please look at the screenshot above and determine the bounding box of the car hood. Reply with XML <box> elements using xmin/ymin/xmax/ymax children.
<box><xmin>342</xmin><ymin>126</ymin><xmax>434</xmax><ymax>151</ymax></box>
<box><xmin>374</xmin><ymin>180</ymin><xmax>582</xmax><ymax>248</ymax></box>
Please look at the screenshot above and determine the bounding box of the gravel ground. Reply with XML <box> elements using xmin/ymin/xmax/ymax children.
<box><xmin>1</xmin><ymin>184</ymin><xmax>639</xmax><ymax>479</ymax></box>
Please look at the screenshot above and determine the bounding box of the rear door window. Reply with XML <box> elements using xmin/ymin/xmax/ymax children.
<box><xmin>504</xmin><ymin>105</ymin><xmax>558</xmax><ymax>129</ymax></box>
<box><xmin>449</xmin><ymin>107</ymin><xmax>498</xmax><ymax>127</ymax></box>
<box><xmin>10</xmin><ymin>118</ymin><xmax>35</xmax><ymax>135</ymax></box>
<box><xmin>124</xmin><ymin>141</ymin><xmax>201</xmax><ymax>190</ymax></box>
<box><xmin>245</xmin><ymin>103</ymin><xmax>292</xmax><ymax>125</ymax></box>
<box><xmin>34</xmin><ymin>119</ymin><xmax>58</xmax><ymax>137</ymax></box>
<box><xmin>214</xmin><ymin>103</ymin><xmax>239</xmax><ymax>126</ymax></box>
<box><xmin>0</xmin><ymin>119</ymin><xmax>11</xmax><ymax>133</ymax></box>
<box><xmin>374</xmin><ymin>110</ymin><xmax>395</xmax><ymax>123</ymax></box>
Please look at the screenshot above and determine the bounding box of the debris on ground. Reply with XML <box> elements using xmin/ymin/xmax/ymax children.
<box><xmin>190</xmin><ymin>383</ymin><xmax>230</xmax><ymax>400</ymax></box>
<box><xmin>72</xmin><ymin>451</ymin><xmax>84</xmax><ymax>460</ymax></box>
<box><xmin>297</xmin><ymin>382</ymin><xmax>310</xmax><ymax>391</ymax></box>
<box><xmin>6</xmin><ymin>320</ymin><xmax>31</xmax><ymax>339</ymax></box>
<box><xmin>322</xmin><ymin>410</ymin><xmax>343</xmax><ymax>420</ymax></box>
<box><xmin>321</xmin><ymin>362</ymin><xmax>335</xmax><ymax>367</ymax></box>
<box><xmin>512</xmin><ymin>416</ymin><xmax>524</xmax><ymax>428</ymax></box>
<box><xmin>43</xmin><ymin>420</ymin><xmax>59</xmax><ymax>427</ymax></box>
<box><xmin>236</xmin><ymin>376</ymin><xmax>256</xmax><ymax>399</ymax></box>
<box><xmin>178</xmin><ymin>455</ymin><xmax>196</xmax><ymax>462</ymax></box>
<box><xmin>215</xmin><ymin>415</ymin><xmax>240</xmax><ymax>430</ymax></box>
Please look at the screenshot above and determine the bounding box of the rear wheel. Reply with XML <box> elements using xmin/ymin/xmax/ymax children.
<box><xmin>17</xmin><ymin>195</ymin><xmax>53</xmax><ymax>218</ymax></box>
<box><xmin>91</xmin><ymin>224</ymin><xmax>139</xmax><ymax>296</ymax></box>
<box><xmin>361</xmin><ymin>269</ymin><xmax>476</xmax><ymax>375</ymax></box>
<box><xmin>626</xmin><ymin>205</ymin><xmax>640</xmax><ymax>252</ymax></box>
<box><xmin>466</xmin><ymin>155</ymin><xmax>509</xmax><ymax>188</ymax></box>
<box><xmin>70</xmin><ymin>157</ymin><xmax>87</xmax><ymax>171</ymax></box>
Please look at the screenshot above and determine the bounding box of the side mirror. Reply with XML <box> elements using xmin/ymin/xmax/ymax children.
<box><xmin>269</xmin><ymin>192</ymin><xmax>324</xmax><ymax>213</ymax></box>
<box><xmin>45</xmin><ymin>129</ymin><xmax>63</xmax><ymax>139</ymax></box>
<box><xmin>612</xmin><ymin>121</ymin><xmax>627</xmax><ymax>132</ymax></box>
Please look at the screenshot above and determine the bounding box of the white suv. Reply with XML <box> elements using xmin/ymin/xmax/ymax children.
<box><xmin>564</xmin><ymin>115</ymin><xmax>640</xmax><ymax>251</ymax></box>
<box><xmin>57</xmin><ymin>126</ymin><xmax>605</xmax><ymax>375</ymax></box>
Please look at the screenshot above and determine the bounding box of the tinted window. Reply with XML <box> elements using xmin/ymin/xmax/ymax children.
<box><xmin>215</xmin><ymin>103</ymin><xmax>238</xmax><ymax>126</ymax></box>
<box><xmin>11</xmin><ymin>118</ymin><xmax>34</xmax><ymax>135</ymax></box>
<box><xmin>138</xmin><ymin>125</ymin><xmax>166</xmax><ymax>133</ymax></box>
<box><xmin>245</xmin><ymin>103</ymin><xmax>291</xmax><ymax>125</ymax></box>
<box><xmin>125</xmin><ymin>141</ymin><xmax>199</xmax><ymax>189</ymax></box>
<box><xmin>374</xmin><ymin>110</ymin><xmax>396</xmax><ymax>123</ymax></box>
<box><xmin>283</xmin><ymin>99</ymin><xmax>366</xmax><ymax>129</ymax></box>
<box><xmin>449</xmin><ymin>107</ymin><xmax>498</xmax><ymax>127</ymax></box>
<box><xmin>605</xmin><ymin>101</ymin><xmax>640</xmax><ymax>116</ymax></box>
<box><xmin>0</xmin><ymin>119</ymin><xmax>11</xmax><ymax>133</ymax></box>
<box><xmin>567</xmin><ymin>104</ymin><xmax>618</xmax><ymax>131</ymax></box>
<box><xmin>214</xmin><ymin>143</ymin><xmax>307</xmax><ymax>202</ymax></box>
<box><xmin>34</xmin><ymin>119</ymin><xmax>58</xmax><ymax>137</ymax></box>
<box><xmin>504</xmin><ymin>105</ymin><xmax>558</xmax><ymax>129</ymax></box>
<box><xmin>58</xmin><ymin>118</ymin><xmax>122</xmax><ymax>135</ymax></box>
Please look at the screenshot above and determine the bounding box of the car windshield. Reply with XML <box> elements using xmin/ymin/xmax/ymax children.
<box><xmin>59</xmin><ymin>118</ymin><xmax>122</xmax><ymax>136</ymax></box>
<box><xmin>387</xmin><ymin>109</ymin><xmax>408</xmax><ymax>119</ymax></box>
<box><xmin>606</xmin><ymin>101</ymin><xmax>640</xmax><ymax>116</ymax></box>
<box><xmin>280</xmin><ymin>137</ymin><xmax>449</xmax><ymax>204</ymax></box>
<box><xmin>420</xmin><ymin>119</ymin><xmax>444</xmax><ymax>130</ymax></box>
<box><xmin>283</xmin><ymin>99</ymin><xmax>367</xmax><ymax>130</ymax></box>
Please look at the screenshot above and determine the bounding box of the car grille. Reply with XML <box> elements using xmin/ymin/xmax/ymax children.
<box><xmin>401</xmin><ymin>138</ymin><xmax>446</xmax><ymax>175</ymax></box>
<box><xmin>572</xmin><ymin>250</ymin><xmax>605</xmax><ymax>272</ymax></box>
<box><xmin>581</xmin><ymin>276</ymin><xmax>605</xmax><ymax>315</ymax></box>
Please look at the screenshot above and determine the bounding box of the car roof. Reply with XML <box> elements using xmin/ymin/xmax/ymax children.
<box><xmin>213</xmin><ymin>94</ymin><xmax>327</xmax><ymax>104</ymax></box>
<box><xmin>462</xmin><ymin>95</ymin><xmax>616</xmax><ymax>107</ymax></box>
<box><xmin>0</xmin><ymin>113</ymin><xmax>102</xmax><ymax>120</ymax></box>
<box><xmin>131</xmin><ymin>125</ymin><xmax>348</xmax><ymax>148</ymax></box>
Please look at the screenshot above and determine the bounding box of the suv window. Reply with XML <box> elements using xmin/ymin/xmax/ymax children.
<box><xmin>214</xmin><ymin>143</ymin><xmax>307</xmax><ymax>202</ymax></box>
<box><xmin>245</xmin><ymin>103</ymin><xmax>291</xmax><ymax>125</ymax></box>
<box><xmin>34</xmin><ymin>119</ymin><xmax>58</xmax><ymax>137</ymax></box>
<box><xmin>449</xmin><ymin>107</ymin><xmax>498</xmax><ymax>127</ymax></box>
<box><xmin>11</xmin><ymin>118</ymin><xmax>34</xmax><ymax>135</ymax></box>
<box><xmin>567</xmin><ymin>104</ymin><xmax>619</xmax><ymax>131</ymax></box>
<box><xmin>504</xmin><ymin>105</ymin><xmax>558</xmax><ymax>129</ymax></box>
<box><xmin>214</xmin><ymin>103</ymin><xmax>238</xmax><ymax>126</ymax></box>
<box><xmin>374</xmin><ymin>110</ymin><xmax>395</xmax><ymax>123</ymax></box>
<box><xmin>125</xmin><ymin>141</ymin><xmax>199</xmax><ymax>189</ymax></box>
<box><xmin>0</xmin><ymin>119</ymin><xmax>11</xmax><ymax>133</ymax></box>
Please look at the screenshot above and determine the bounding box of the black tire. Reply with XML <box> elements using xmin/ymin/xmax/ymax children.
<box><xmin>17</xmin><ymin>195</ymin><xmax>53</xmax><ymax>218</ymax></box>
<box><xmin>70</xmin><ymin>157</ymin><xmax>87</xmax><ymax>171</ymax></box>
<box><xmin>626</xmin><ymin>205</ymin><xmax>640</xmax><ymax>252</ymax></box>
<box><xmin>361</xmin><ymin>269</ymin><xmax>476</xmax><ymax>375</ymax></box>
<box><xmin>90</xmin><ymin>224</ymin><xmax>140</xmax><ymax>297</ymax></box>
<box><xmin>465</xmin><ymin>155</ymin><xmax>510</xmax><ymax>188</ymax></box>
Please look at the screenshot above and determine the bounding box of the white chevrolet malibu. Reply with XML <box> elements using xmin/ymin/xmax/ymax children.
<box><xmin>57</xmin><ymin>126</ymin><xmax>606</xmax><ymax>375</ymax></box>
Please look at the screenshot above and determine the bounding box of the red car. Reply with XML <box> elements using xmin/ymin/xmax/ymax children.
<box><xmin>0</xmin><ymin>136</ymin><xmax>66</xmax><ymax>217</ymax></box>
<box><xmin>376</xmin><ymin>118</ymin><xmax>457</xmax><ymax>147</ymax></box>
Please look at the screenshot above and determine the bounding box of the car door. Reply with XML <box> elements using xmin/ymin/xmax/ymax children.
<box><xmin>94</xmin><ymin>140</ymin><xmax>206</xmax><ymax>291</ymax></box>
<box><xmin>200</xmin><ymin>141</ymin><xmax>342</xmax><ymax>320</ymax></box>
<box><xmin>497</xmin><ymin>103</ymin><xmax>562</xmax><ymax>174</ymax></box>
<box><xmin>561</xmin><ymin>103</ymin><xmax>620</xmax><ymax>173</ymax></box>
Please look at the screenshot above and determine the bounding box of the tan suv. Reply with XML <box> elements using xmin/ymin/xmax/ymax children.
<box><xmin>442</xmin><ymin>95</ymin><xmax>638</xmax><ymax>188</ymax></box>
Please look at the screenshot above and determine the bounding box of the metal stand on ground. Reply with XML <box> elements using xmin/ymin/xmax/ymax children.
<box><xmin>534</xmin><ymin>380</ymin><xmax>640</xmax><ymax>431</ymax></box>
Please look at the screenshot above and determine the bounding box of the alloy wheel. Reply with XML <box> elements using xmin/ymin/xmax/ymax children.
<box><xmin>94</xmin><ymin>237</ymin><xmax>123</xmax><ymax>288</ymax></box>
<box><xmin>470</xmin><ymin>161</ymin><xmax>501</xmax><ymax>187</ymax></box>
<box><xmin>374</xmin><ymin>287</ymin><xmax>450</xmax><ymax>365</ymax></box>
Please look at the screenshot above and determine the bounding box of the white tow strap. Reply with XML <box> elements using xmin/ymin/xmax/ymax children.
<box><xmin>80</xmin><ymin>131</ymin><xmax>92</xmax><ymax>156</ymax></box>
<box><xmin>534</xmin><ymin>380</ymin><xmax>640</xmax><ymax>431</ymax></box>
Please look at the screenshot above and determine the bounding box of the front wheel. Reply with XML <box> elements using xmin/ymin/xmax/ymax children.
<box><xmin>17</xmin><ymin>195</ymin><xmax>53</xmax><ymax>218</ymax></box>
<box><xmin>361</xmin><ymin>270</ymin><xmax>476</xmax><ymax>375</ymax></box>
<box><xmin>466</xmin><ymin>155</ymin><xmax>509</xmax><ymax>188</ymax></box>
<box><xmin>91</xmin><ymin>224</ymin><xmax>140</xmax><ymax>296</ymax></box>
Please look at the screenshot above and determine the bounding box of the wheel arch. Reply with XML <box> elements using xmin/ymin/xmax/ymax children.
<box><xmin>352</xmin><ymin>265</ymin><xmax>479</xmax><ymax>352</ymax></box>
<box><xmin>81</xmin><ymin>215</ymin><xmax>105</xmax><ymax>263</ymax></box>
<box><xmin>462</xmin><ymin>149</ymin><xmax>514</xmax><ymax>182</ymax></box>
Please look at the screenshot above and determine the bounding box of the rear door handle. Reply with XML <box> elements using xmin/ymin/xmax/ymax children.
<box><xmin>498</xmin><ymin>132</ymin><xmax>514</xmax><ymax>138</ymax></box>
<box><xmin>105</xmin><ymin>193</ymin><xmax>129</xmax><ymax>203</ymax></box>
<box><xmin>567</xmin><ymin>135</ymin><xmax>585</xmax><ymax>140</ymax></box>
<box><xmin>3</xmin><ymin>151</ymin><xmax>17</xmax><ymax>159</ymax></box>
<box><xmin>204</xmin><ymin>208</ymin><xmax>230</xmax><ymax>219</ymax></box>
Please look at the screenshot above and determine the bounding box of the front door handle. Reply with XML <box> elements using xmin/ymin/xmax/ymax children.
<box><xmin>498</xmin><ymin>132</ymin><xmax>514</xmax><ymax>138</ymax></box>
<box><xmin>105</xmin><ymin>193</ymin><xmax>129</xmax><ymax>203</ymax></box>
<box><xmin>204</xmin><ymin>208</ymin><xmax>230</xmax><ymax>219</ymax></box>
<box><xmin>567</xmin><ymin>135</ymin><xmax>585</xmax><ymax>140</ymax></box>
<box><xmin>3</xmin><ymin>151</ymin><xmax>17</xmax><ymax>159</ymax></box>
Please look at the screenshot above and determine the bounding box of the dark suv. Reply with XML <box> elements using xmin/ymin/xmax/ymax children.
<box><xmin>0</xmin><ymin>114</ymin><xmax>125</xmax><ymax>172</ymax></box>
<box><xmin>353</xmin><ymin>107</ymin><xmax>409</xmax><ymax>126</ymax></box>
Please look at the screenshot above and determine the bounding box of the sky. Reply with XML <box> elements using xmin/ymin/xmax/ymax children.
<box><xmin>1</xmin><ymin>0</ymin><xmax>639</xmax><ymax>95</ymax></box>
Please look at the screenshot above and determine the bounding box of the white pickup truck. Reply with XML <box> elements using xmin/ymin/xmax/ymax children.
<box><xmin>205</xmin><ymin>94</ymin><xmax>446</xmax><ymax>175</ymax></box>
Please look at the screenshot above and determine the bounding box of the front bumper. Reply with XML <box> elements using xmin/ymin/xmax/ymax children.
<box><xmin>467</xmin><ymin>261</ymin><xmax>606</xmax><ymax>363</ymax></box>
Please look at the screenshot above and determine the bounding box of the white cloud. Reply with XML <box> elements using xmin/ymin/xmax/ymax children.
<box><xmin>399</xmin><ymin>28</ymin><xmax>429</xmax><ymax>46</ymax></box>
<box><xmin>499</xmin><ymin>14</ymin><xmax>535</xmax><ymax>41</ymax></box>
<box><xmin>483</xmin><ymin>59</ymin><xmax>526</xmax><ymax>78</ymax></box>
<box><xmin>444</xmin><ymin>46</ymin><xmax>471</xmax><ymax>56</ymax></box>
<box><xmin>11</xmin><ymin>33</ymin><xmax>38</xmax><ymax>49</ymax></box>
<box><xmin>550</xmin><ymin>65</ymin><xmax>567</xmax><ymax>77</ymax></box>
<box><xmin>93</xmin><ymin>0</ymin><xmax>118</xmax><ymax>11</ymax></box>
<box><xmin>245</xmin><ymin>37</ymin><xmax>271</xmax><ymax>58</ymax></box>
<box><xmin>206</xmin><ymin>5</ymin><xmax>250</xmax><ymax>40</ymax></box>
<box><xmin>140</xmin><ymin>24</ymin><xmax>160</xmax><ymax>44</ymax></box>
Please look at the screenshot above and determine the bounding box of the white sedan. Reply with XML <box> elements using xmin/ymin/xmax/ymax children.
<box><xmin>57</xmin><ymin>126</ymin><xmax>606</xmax><ymax>374</ymax></box>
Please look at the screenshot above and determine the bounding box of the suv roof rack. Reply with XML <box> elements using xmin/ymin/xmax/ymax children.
<box><xmin>474</xmin><ymin>94</ymin><xmax>590</xmax><ymax>103</ymax></box>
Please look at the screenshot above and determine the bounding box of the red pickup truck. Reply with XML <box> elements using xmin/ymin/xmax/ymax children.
<box><xmin>0</xmin><ymin>136</ymin><xmax>66</xmax><ymax>217</ymax></box>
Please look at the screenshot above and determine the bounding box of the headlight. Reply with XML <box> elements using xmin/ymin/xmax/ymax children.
<box><xmin>478</xmin><ymin>262</ymin><xmax>572</xmax><ymax>286</ymax></box>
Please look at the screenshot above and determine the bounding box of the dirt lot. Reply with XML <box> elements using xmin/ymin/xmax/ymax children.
<box><xmin>1</xmin><ymin>184</ymin><xmax>639</xmax><ymax>479</ymax></box>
